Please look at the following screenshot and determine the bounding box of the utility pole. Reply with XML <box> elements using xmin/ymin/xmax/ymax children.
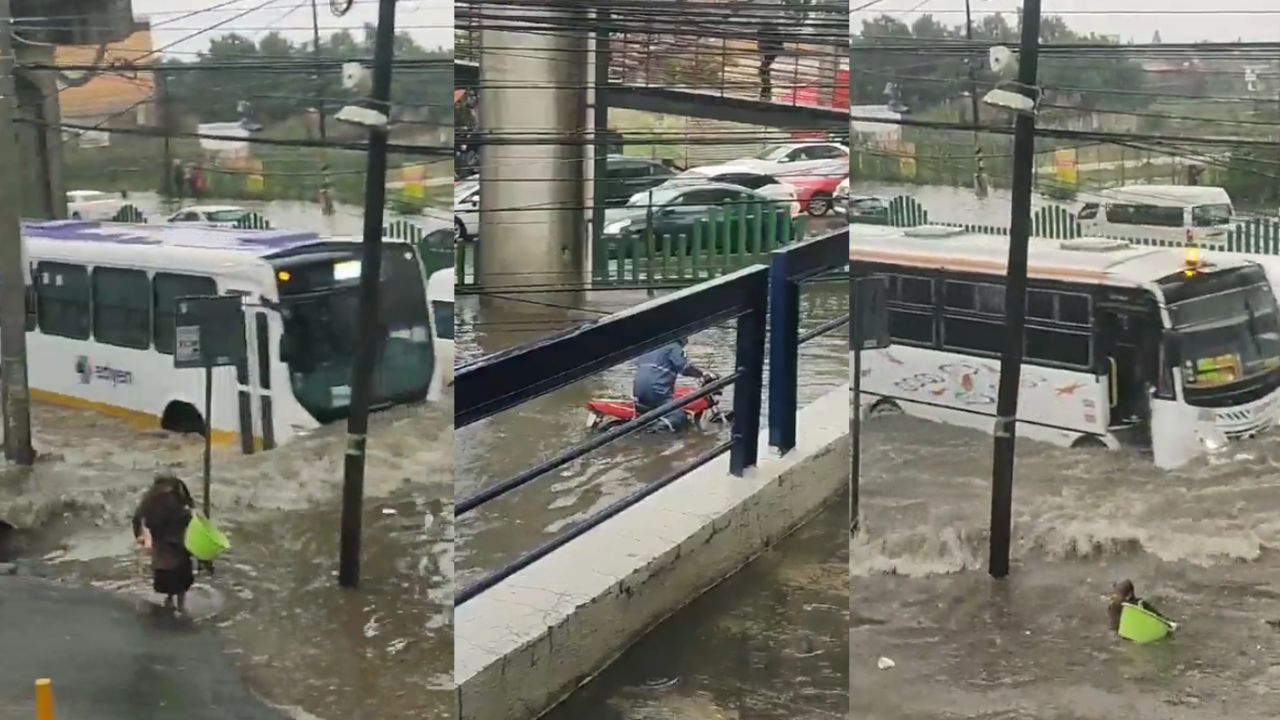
<box><xmin>988</xmin><ymin>0</ymin><xmax>1042</xmax><ymax>579</ymax></box>
<box><xmin>964</xmin><ymin>0</ymin><xmax>988</xmax><ymax>198</ymax></box>
<box><xmin>338</xmin><ymin>0</ymin><xmax>397</xmax><ymax>589</ymax></box>
<box><xmin>0</xmin><ymin>0</ymin><xmax>34</xmax><ymax>466</ymax></box>
<box><xmin>589</xmin><ymin>8</ymin><xmax>610</xmax><ymax>275</ymax></box>
<box><xmin>310</xmin><ymin>0</ymin><xmax>327</xmax><ymax>143</ymax></box>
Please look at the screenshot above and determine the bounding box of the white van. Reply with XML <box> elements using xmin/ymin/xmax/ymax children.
<box><xmin>427</xmin><ymin>269</ymin><xmax>454</xmax><ymax>397</ymax></box>
<box><xmin>1078</xmin><ymin>185</ymin><xmax>1234</xmax><ymax>248</ymax></box>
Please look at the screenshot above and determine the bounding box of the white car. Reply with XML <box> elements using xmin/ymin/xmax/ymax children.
<box><xmin>454</xmin><ymin>179</ymin><xmax>479</xmax><ymax>241</ymax></box>
<box><xmin>663</xmin><ymin>165</ymin><xmax>803</xmax><ymax>217</ymax></box>
<box><xmin>66</xmin><ymin>190</ymin><xmax>124</xmax><ymax>220</ymax></box>
<box><xmin>732</xmin><ymin>142</ymin><xmax>849</xmax><ymax>179</ymax></box>
<box><xmin>166</xmin><ymin>205</ymin><xmax>252</xmax><ymax>227</ymax></box>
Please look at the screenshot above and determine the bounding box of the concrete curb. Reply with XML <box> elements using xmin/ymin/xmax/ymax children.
<box><xmin>456</xmin><ymin>385</ymin><xmax>850</xmax><ymax>720</ymax></box>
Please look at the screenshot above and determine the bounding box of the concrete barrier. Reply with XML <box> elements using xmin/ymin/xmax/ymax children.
<box><xmin>455</xmin><ymin>385</ymin><xmax>849</xmax><ymax>720</ymax></box>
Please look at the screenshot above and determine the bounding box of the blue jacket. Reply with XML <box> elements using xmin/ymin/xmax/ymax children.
<box><xmin>633</xmin><ymin>343</ymin><xmax>704</xmax><ymax>405</ymax></box>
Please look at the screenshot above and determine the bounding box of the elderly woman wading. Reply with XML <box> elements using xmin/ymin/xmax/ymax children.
<box><xmin>133</xmin><ymin>473</ymin><xmax>197</xmax><ymax>613</ymax></box>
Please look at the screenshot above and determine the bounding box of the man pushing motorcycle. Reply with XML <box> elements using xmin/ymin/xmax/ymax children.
<box><xmin>632</xmin><ymin>337</ymin><xmax>717</xmax><ymax>432</ymax></box>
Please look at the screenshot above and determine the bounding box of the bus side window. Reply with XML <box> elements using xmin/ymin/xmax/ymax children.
<box><xmin>153</xmin><ymin>273</ymin><xmax>217</xmax><ymax>354</ymax></box>
<box><xmin>433</xmin><ymin>301</ymin><xmax>455</xmax><ymax>341</ymax></box>
<box><xmin>92</xmin><ymin>267</ymin><xmax>151</xmax><ymax>350</ymax></box>
<box><xmin>1078</xmin><ymin>203</ymin><xmax>1099</xmax><ymax>220</ymax></box>
<box><xmin>35</xmin><ymin>262</ymin><xmax>91</xmax><ymax>340</ymax></box>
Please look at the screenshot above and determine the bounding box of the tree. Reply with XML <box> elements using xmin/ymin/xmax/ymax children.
<box><xmin>850</xmin><ymin>12</ymin><xmax>1151</xmax><ymax>114</ymax></box>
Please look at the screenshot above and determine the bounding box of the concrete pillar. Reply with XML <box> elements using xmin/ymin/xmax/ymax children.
<box><xmin>477</xmin><ymin>5</ymin><xmax>588</xmax><ymax>290</ymax></box>
<box><xmin>13</xmin><ymin>72</ymin><xmax>65</xmax><ymax>219</ymax></box>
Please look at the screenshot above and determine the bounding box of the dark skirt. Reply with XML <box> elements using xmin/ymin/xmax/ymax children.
<box><xmin>153</xmin><ymin>557</ymin><xmax>195</xmax><ymax>596</ymax></box>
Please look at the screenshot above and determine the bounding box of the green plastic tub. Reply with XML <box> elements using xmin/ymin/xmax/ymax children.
<box><xmin>1118</xmin><ymin>603</ymin><xmax>1172</xmax><ymax>644</ymax></box>
<box><xmin>184</xmin><ymin>514</ymin><xmax>230</xmax><ymax>562</ymax></box>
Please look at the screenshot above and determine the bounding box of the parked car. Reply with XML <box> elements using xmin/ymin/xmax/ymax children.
<box><xmin>453</xmin><ymin>157</ymin><xmax>678</xmax><ymax>242</ymax></box>
<box><xmin>786</xmin><ymin>173</ymin><xmax>849</xmax><ymax>216</ymax></box>
<box><xmin>66</xmin><ymin>190</ymin><xmax>124</xmax><ymax>220</ymax></box>
<box><xmin>664</xmin><ymin>165</ymin><xmax>802</xmax><ymax>217</ymax></box>
<box><xmin>454</xmin><ymin>178</ymin><xmax>479</xmax><ymax>241</ymax></box>
<box><xmin>603</xmin><ymin>183</ymin><xmax>791</xmax><ymax>247</ymax></box>
<box><xmin>833</xmin><ymin>177</ymin><xmax>850</xmax><ymax>216</ymax></box>
<box><xmin>166</xmin><ymin>205</ymin><xmax>252</xmax><ymax>227</ymax></box>
<box><xmin>847</xmin><ymin>195</ymin><xmax>891</xmax><ymax>224</ymax></box>
<box><xmin>731</xmin><ymin>142</ymin><xmax>849</xmax><ymax>179</ymax></box>
<box><xmin>599</xmin><ymin>155</ymin><xmax>676</xmax><ymax>206</ymax></box>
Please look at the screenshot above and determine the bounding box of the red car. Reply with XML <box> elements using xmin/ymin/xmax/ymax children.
<box><xmin>787</xmin><ymin>173</ymin><xmax>849</xmax><ymax>216</ymax></box>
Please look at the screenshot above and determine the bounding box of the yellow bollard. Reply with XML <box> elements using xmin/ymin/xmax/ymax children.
<box><xmin>34</xmin><ymin>678</ymin><xmax>53</xmax><ymax>720</ymax></box>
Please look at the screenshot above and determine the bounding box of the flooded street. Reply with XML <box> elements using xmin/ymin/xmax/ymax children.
<box><xmin>455</xmin><ymin>278</ymin><xmax>846</xmax><ymax>584</ymax></box>
<box><xmin>0</xmin><ymin>398</ymin><xmax>452</xmax><ymax>720</ymax></box>
<box><xmin>851</xmin><ymin>414</ymin><xmax>1280</xmax><ymax>719</ymax></box>
<box><xmin>116</xmin><ymin>191</ymin><xmax>446</xmax><ymax>236</ymax></box>
<box><xmin>545</xmin><ymin>497</ymin><xmax>847</xmax><ymax>720</ymax></box>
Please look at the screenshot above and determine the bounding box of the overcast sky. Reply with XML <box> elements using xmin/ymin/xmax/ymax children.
<box><xmin>130</xmin><ymin>0</ymin><xmax>452</xmax><ymax>55</ymax></box>
<box><xmin>854</xmin><ymin>0</ymin><xmax>1280</xmax><ymax>43</ymax></box>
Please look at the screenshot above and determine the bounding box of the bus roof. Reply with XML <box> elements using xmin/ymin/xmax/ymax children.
<box><xmin>1089</xmin><ymin>185</ymin><xmax>1231</xmax><ymax>208</ymax></box>
<box><xmin>849</xmin><ymin>225</ymin><xmax>1255</xmax><ymax>286</ymax></box>
<box><xmin>22</xmin><ymin>219</ymin><xmax>327</xmax><ymax>257</ymax></box>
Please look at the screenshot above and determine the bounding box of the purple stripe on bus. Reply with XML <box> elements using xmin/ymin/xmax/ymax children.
<box><xmin>21</xmin><ymin>221</ymin><xmax>322</xmax><ymax>254</ymax></box>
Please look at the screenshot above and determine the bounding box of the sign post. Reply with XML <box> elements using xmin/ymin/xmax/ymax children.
<box><xmin>850</xmin><ymin>275</ymin><xmax>890</xmax><ymax>538</ymax></box>
<box><xmin>174</xmin><ymin>294</ymin><xmax>246</xmax><ymax>572</ymax></box>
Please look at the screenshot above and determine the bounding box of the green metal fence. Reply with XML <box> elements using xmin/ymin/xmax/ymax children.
<box><xmin>383</xmin><ymin>219</ymin><xmax>455</xmax><ymax>277</ymax></box>
<box><xmin>863</xmin><ymin>194</ymin><xmax>1280</xmax><ymax>254</ymax></box>
<box><xmin>455</xmin><ymin>204</ymin><xmax>802</xmax><ymax>288</ymax></box>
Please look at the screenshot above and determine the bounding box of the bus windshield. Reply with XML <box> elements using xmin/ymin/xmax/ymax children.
<box><xmin>1166</xmin><ymin>266</ymin><xmax>1280</xmax><ymax>390</ymax></box>
<box><xmin>1191</xmin><ymin>203</ymin><xmax>1232</xmax><ymax>227</ymax></box>
<box><xmin>275</xmin><ymin>244</ymin><xmax>432</xmax><ymax>423</ymax></box>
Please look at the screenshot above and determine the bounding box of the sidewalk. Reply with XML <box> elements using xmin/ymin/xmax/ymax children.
<box><xmin>0</xmin><ymin>576</ymin><xmax>287</xmax><ymax>720</ymax></box>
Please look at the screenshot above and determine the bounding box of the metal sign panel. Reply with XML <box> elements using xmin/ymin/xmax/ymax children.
<box><xmin>173</xmin><ymin>295</ymin><xmax>246</xmax><ymax>369</ymax></box>
<box><xmin>850</xmin><ymin>275</ymin><xmax>890</xmax><ymax>351</ymax></box>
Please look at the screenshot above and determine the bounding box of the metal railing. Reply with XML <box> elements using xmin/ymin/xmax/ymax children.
<box><xmin>456</xmin><ymin>204</ymin><xmax>805</xmax><ymax>288</ymax></box>
<box><xmin>767</xmin><ymin>227</ymin><xmax>849</xmax><ymax>453</ymax></box>
<box><xmin>454</xmin><ymin>265</ymin><xmax>769</xmax><ymax>604</ymax></box>
<box><xmin>853</xmin><ymin>194</ymin><xmax>1280</xmax><ymax>255</ymax></box>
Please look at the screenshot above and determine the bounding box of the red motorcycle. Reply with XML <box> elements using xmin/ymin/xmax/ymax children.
<box><xmin>585</xmin><ymin>375</ymin><xmax>730</xmax><ymax>432</ymax></box>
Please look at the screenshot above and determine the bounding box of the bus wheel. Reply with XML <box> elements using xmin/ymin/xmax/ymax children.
<box><xmin>162</xmin><ymin>402</ymin><xmax>206</xmax><ymax>437</ymax></box>
<box><xmin>868</xmin><ymin>399</ymin><xmax>902</xmax><ymax>418</ymax></box>
<box><xmin>1072</xmin><ymin>435</ymin><xmax>1107</xmax><ymax>450</ymax></box>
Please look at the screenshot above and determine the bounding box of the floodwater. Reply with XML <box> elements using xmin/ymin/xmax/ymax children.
<box><xmin>454</xmin><ymin>277</ymin><xmax>847</xmax><ymax>585</ymax></box>
<box><xmin>545</xmin><ymin>497</ymin><xmax>848</xmax><ymax>720</ymax></box>
<box><xmin>0</xmin><ymin>397</ymin><xmax>452</xmax><ymax>720</ymax></box>
<box><xmin>850</xmin><ymin>413</ymin><xmax>1280</xmax><ymax>719</ymax></box>
<box><xmin>115</xmin><ymin>191</ymin><xmax>446</xmax><ymax>236</ymax></box>
<box><xmin>847</xmin><ymin>181</ymin><xmax>1073</xmax><ymax>227</ymax></box>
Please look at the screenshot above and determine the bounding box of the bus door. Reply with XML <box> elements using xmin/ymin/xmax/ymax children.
<box><xmin>243</xmin><ymin>308</ymin><xmax>278</xmax><ymax>452</ymax></box>
<box><xmin>1096</xmin><ymin>297</ymin><xmax>1166</xmax><ymax>446</ymax></box>
<box><xmin>225</xmin><ymin>291</ymin><xmax>278</xmax><ymax>455</ymax></box>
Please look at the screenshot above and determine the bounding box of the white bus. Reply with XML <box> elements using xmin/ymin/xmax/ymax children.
<box><xmin>6</xmin><ymin>220</ymin><xmax>442</xmax><ymax>452</ymax></box>
<box><xmin>427</xmin><ymin>268</ymin><xmax>454</xmax><ymax>393</ymax></box>
<box><xmin>1078</xmin><ymin>185</ymin><xmax>1234</xmax><ymax>248</ymax></box>
<box><xmin>850</xmin><ymin>225</ymin><xmax>1280</xmax><ymax>469</ymax></box>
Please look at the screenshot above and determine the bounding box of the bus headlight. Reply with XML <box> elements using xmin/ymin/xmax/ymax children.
<box><xmin>1199</xmin><ymin>426</ymin><xmax>1229</xmax><ymax>454</ymax></box>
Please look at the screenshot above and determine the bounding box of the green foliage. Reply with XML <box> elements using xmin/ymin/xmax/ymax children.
<box><xmin>850</xmin><ymin>12</ymin><xmax>1150</xmax><ymax>114</ymax></box>
<box><xmin>1224</xmin><ymin>147</ymin><xmax>1280</xmax><ymax>210</ymax></box>
<box><xmin>158</xmin><ymin>28</ymin><xmax>450</xmax><ymax>130</ymax></box>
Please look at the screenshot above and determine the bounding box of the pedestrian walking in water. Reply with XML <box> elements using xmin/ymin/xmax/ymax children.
<box><xmin>133</xmin><ymin>473</ymin><xmax>196</xmax><ymax>613</ymax></box>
